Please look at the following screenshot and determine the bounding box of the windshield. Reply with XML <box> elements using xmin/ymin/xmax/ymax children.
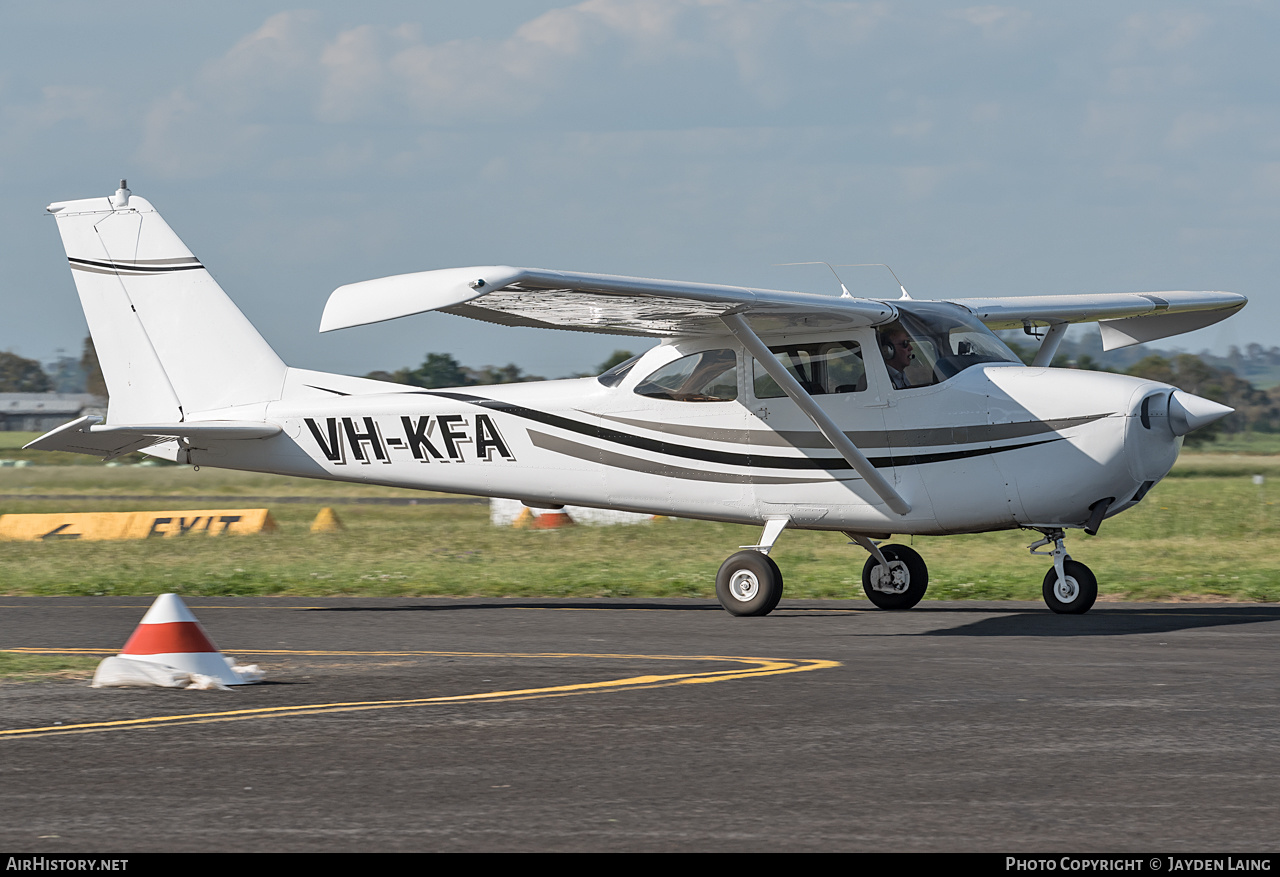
<box><xmin>877</xmin><ymin>302</ymin><xmax>1020</xmax><ymax>389</ymax></box>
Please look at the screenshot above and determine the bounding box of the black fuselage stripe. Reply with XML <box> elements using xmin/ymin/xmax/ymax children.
<box><xmin>420</xmin><ymin>391</ymin><xmax>1066</xmax><ymax>470</ymax></box>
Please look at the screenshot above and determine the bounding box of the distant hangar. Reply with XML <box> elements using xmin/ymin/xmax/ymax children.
<box><xmin>0</xmin><ymin>393</ymin><xmax>103</xmax><ymax>433</ymax></box>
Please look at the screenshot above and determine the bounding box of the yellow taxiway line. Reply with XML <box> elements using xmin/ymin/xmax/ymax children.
<box><xmin>1</xmin><ymin>649</ymin><xmax>839</xmax><ymax>740</ymax></box>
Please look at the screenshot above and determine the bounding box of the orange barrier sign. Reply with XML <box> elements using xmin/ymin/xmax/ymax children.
<box><xmin>0</xmin><ymin>509</ymin><xmax>278</xmax><ymax>542</ymax></box>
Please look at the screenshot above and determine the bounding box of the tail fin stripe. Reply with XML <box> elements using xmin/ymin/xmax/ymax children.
<box><xmin>69</xmin><ymin>257</ymin><xmax>204</xmax><ymax>275</ymax></box>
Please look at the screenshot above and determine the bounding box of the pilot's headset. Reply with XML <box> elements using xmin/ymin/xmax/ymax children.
<box><xmin>879</xmin><ymin>332</ymin><xmax>898</xmax><ymax>360</ymax></box>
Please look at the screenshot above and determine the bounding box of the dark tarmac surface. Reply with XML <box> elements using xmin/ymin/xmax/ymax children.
<box><xmin>2</xmin><ymin>596</ymin><xmax>1278</xmax><ymax>852</ymax></box>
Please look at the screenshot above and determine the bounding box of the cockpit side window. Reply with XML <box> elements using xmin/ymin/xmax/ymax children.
<box><xmin>634</xmin><ymin>349</ymin><xmax>738</xmax><ymax>402</ymax></box>
<box><xmin>879</xmin><ymin>303</ymin><xmax>1021</xmax><ymax>390</ymax></box>
<box><xmin>752</xmin><ymin>341</ymin><xmax>866</xmax><ymax>398</ymax></box>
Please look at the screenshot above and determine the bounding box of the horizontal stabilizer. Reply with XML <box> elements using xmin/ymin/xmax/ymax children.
<box><xmin>25</xmin><ymin>415</ymin><xmax>281</xmax><ymax>459</ymax></box>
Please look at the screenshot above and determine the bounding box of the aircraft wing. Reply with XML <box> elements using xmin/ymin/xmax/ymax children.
<box><xmin>320</xmin><ymin>265</ymin><xmax>1245</xmax><ymax>349</ymax></box>
<box><xmin>25</xmin><ymin>415</ymin><xmax>281</xmax><ymax>459</ymax></box>
<box><xmin>945</xmin><ymin>290</ymin><xmax>1247</xmax><ymax>350</ymax></box>
<box><xmin>320</xmin><ymin>266</ymin><xmax>897</xmax><ymax>337</ymax></box>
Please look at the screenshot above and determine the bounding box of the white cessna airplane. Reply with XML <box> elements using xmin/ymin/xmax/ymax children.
<box><xmin>31</xmin><ymin>183</ymin><xmax>1243</xmax><ymax>616</ymax></box>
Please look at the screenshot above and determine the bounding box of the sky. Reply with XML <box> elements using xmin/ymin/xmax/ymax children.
<box><xmin>2</xmin><ymin>1</ymin><xmax>1277</xmax><ymax>379</ymax></box>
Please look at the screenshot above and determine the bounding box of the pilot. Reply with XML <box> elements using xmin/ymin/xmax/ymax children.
<box><xmin>881</xmin><ymin>327</ymin><xmax>915</xmax><ymax>390</ymax></box>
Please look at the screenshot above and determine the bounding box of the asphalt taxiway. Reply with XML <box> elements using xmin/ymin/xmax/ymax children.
<box><xmin>2</xmin><ymin>597</ymin><xmax>1278</xmax><ymax>852</ymax></box>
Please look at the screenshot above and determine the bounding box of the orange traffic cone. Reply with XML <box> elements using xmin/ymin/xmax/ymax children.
<box><xmin>530</xmin><ymin>509</ymin><xmax>575</xmax><ymax>529</ymax></box>
<box><xmin>117</xmin><ymin>593</ymin><xmax>257</xmax><ymax>685</ymax></box>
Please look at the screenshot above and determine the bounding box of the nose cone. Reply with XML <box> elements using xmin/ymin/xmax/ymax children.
<box><xmin>1168</xmin><ymin>390</ymin><xmax>1233</xmax><ymax>436</ymax></box>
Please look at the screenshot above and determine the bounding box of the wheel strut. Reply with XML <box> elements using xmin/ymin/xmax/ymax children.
<box><xmin>1028</xmin><ymin>529</ymin><xmax>1070</xmax><ymax>590</ymax></box>
<box><xmin>715</xmin><ymin>517</ymin><xmax>791</xmax><ymax>616</ymax></box>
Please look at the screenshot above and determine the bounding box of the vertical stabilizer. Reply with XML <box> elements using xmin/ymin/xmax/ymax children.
<box><xmin>46</xmin><ymin>185</ymin><xmax>287</xmax><ymax>423</ymax></box>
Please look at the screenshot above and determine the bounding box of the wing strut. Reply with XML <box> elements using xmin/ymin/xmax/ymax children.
<box><xmin>720</xmin><ymin>312</ymin><xmax>912</xmax><ymax>516</ymax></box>
<box><xmin>1030</xmin><ymin>322</ymin><xmax>1069</xmax><ymax>367</ymax></box>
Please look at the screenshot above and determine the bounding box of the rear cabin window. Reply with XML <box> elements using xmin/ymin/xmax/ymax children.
<box><xmin>634</xmin><ymin>349</ymin><xmax>738</xmax><ymax>402</ymax></box>
<box><xmin>596</xmin><ymin>353</ymin><xmax>644</xmax><ymax>387</ymax></box>
<box><xmin>752</xmin><ymin>341</ymin><xmax>866</xmax><ymax>398</ymax></box>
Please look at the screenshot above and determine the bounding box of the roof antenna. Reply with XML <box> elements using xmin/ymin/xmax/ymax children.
<box><xmin>112</xmin><ymin>179</ymin><xmax>130</xmax><ymax>208</ymax></box>
<box><xmin>837</xmin><ymin>263</ymin><xmax>911</xmax><ymax>300</ymax></box>
<box><xmin>775</xmin><ymin>261</ymin><xmax>853</xmax><ymax>298</ymax></box>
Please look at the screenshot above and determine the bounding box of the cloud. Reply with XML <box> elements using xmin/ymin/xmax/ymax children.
<box><xmin>949</xmin><ymin>5</ymin><xmax>1032</xmax><ymax>40</ymax></box>
<box><xmin>0</xmin><ymin>84</ymin><xmax>118</xmax><ymax>159</ymax></box>
<box><xmin>140</xmin><ymin>1</ymin><xmax>892</xmax><ymax>147</ymax></box>
<box><xmin>203</xmin><ymin>10</ymin><xmax>329</xmax><ymax>117</ymax></box>
<box><xmin>124</xmin><ymin>3</ymin><xmax>1280</xmax><ymax>236</ymax></box>
<box><xmin>1120</xmin><ymin>10</ymin><xmax>1211</xmax><ymax>53</ymax></box>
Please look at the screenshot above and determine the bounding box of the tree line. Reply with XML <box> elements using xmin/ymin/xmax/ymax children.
<box><xmin>1001</xmin><ymin>334</ymin><xmax>1280</xmax><ymax>441</ymax></box>
<box><xmin>0</xmin><ymin>338</ymin><xmax>104</xmax><ymax>395</ymax></box>
<box><xmin>363</xmin><ymin>350</ymin><xmax>635</xmax><ymax>389</ymax></box>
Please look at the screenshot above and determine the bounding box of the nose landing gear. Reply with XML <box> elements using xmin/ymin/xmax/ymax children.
<box><xmin>1030</xmin><ymin>530</ymin><xmax>1097</xmax><ymax>614</ymax></box>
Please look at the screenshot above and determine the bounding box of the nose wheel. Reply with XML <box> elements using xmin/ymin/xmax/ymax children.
<box><xmin>1042</xmin><ymin>560</ymin><xmax>1097</xmax><ymax>614</ymax></box>
<box><xmin>1030</xmin><ymin>530</ymin><xmax>1098</xmax><ymax>614</ymax></box>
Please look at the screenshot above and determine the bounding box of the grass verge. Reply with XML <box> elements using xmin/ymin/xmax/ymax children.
<box><xmin>0</xmin><ymin>652</ymin><xmax>99</xmax><ymax>682</ymax></box>
<box><xmin>0</xmin><ymin>450</ymin><xmax>1275</xmax><ymax>602</ymax></box>
<box><xmin>0</xmin><ymin>465</ymin><xmax>1273</xmax><ymax>602</ymax></box>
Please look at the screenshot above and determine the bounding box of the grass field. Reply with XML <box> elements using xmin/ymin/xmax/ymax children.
<box><xmin>0</xmin><ymin>447</ymin><xmax>1274</xmax><ymax>603</ymax></box>
<box><xmin>1190</xmin><ymin>431</ymin><xmax>1280</xmax><ymax>455</ymax></box>
<box><xmin>0</xmin><ymin>652</ymin><xmax>99</xmax><ymax>682</ymax></box>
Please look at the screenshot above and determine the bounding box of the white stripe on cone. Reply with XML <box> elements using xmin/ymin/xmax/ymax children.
<box><xmin>135</xmin><ymin>592</ymin><xmax>202</xmax><ymax>625</ymax></box>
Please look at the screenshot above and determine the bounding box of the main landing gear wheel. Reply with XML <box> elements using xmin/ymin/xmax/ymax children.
<box><xmin>861</xmin><ymin>544</ymin><xmax>929</xmax><ymax>610</ymax></box>
<box><xmin>716</xmin><ymin>550</ymin><xmax>784</xmax><ymax>617</ymax></box>
<box><xmin>1042</xmin><ymin>560</ymin><xmax>1098</xmax><ymax>615</ymax></box>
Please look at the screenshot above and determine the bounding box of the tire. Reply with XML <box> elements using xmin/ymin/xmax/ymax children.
<box><xmin>1042</xmin><ymin>560</ymin><xmax>1098</xmax><ymax>615</ymax></box>
<box><xmin>861</xmin><ymin>544</ymin><xmax>928</xmax><ymax>610</ymax></box>
<box><xmin>716</xmin><ymin>551</ymin><xmax>784</xmax><ymax>617</ymax></box>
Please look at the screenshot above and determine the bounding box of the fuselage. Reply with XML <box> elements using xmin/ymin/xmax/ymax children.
<box><xmin>182</xmin><ymin>326</ymin><xmax>1184</xmax><ymax>538</ymax></box>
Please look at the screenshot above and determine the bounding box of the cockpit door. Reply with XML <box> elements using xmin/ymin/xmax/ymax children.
<box><xmin>744</xmin><ymin>335</ymin><xmax>891</xmax><ymax>523</ymax></box>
